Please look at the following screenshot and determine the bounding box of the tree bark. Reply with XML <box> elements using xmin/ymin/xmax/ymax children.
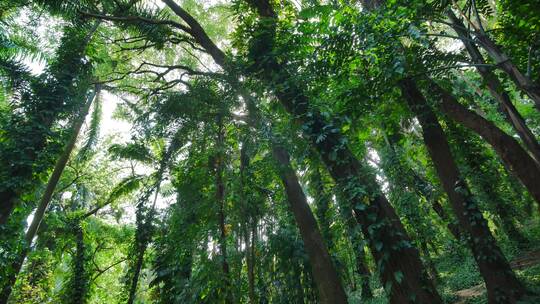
<box><xmin>126</xmin><ymin>246</ymin><xmax>145</xmax><ymax>304</ymax></box>
<box><xmin>272</xmin><ymin>145</ymin><xmax>348</xmax><ymax>304</ymax></box>
<box><xmin>400</xmin><ymin>78</ymin><xmax>527</xmax><ymax>303</ymax></box>
<box><xmin>474</xmin><ymin>27</ymin><xmax>540</xmax><ymax>111</ymax></box>
<box><xmin>239</xmin><ymin>142</ymin><xmax>257</xmax><ymax>304</ymax></box>
<box><xmin>447</xmin><ymin>10</ymin><xmax>540</xmax><ymax>166</ymax></box>
<box><xmin>244</xmin><ymin>222</ymin><xmax>256</xmax><ymax>304</ymax></box>
<box><xmin>66</xmin><ymin>221</ymin><xmax>89</xmax><ymax>304</ymax></box>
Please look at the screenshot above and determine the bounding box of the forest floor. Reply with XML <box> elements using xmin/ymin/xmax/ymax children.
<box><xmin>454</xmin><ymin>249</ymin><xmax>540</xmax><ymax>304</ymax></box>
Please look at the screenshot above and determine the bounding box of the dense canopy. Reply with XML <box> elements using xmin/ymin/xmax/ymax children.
<box><xmin>1</xmin><ymin>0</ymin><xmax>540</xmax><ymax>303</ymax></box>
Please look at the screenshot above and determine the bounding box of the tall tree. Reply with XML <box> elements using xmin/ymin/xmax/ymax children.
<box><xmin>0</xmin><ymin>23</ymin><xmax>98</xmax><ymax>225</ymax></box>
<box><xmin>399</xmin><ymin>78</ymin><xmax>527</xmax><ymax>302</ymax></box>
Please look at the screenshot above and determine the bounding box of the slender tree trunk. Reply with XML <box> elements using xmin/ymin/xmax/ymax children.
<box><xmin>472</xmin><ymin>25</ymin><xmax>540</xmax><ymax>110</ymax></box>
<box><xmin>239</xmin><ymin>83</ymin><xmax>348</xmax><ymax>303</ymax></box>
<box><xmin>272</xmin><ymin>145</ymin><xmax>348</xmax><ymax>304</ymax></box>
<box><xmin>310</xmin><ymin>162</ymin><xmax>374</xmax><ymax>299</ymax></box>
<box><xmin>309</xmin><ymin>166</ymin><xmax>334</xmax><ymax>251</ymax></box>
<box><xmin>381</xmin><ymin>127</ymin><xmax>462</xmax><ymax>240</ymax></box>
<box><xmin>26</xmin><ymin>89</ymin><xmax>98</xmax><ymax>246</ymax></box>
<box><xmin>239</xmin><ymin>141</ymin><xmax>257</xmax><ymax>304</ymax></box>
<box><xmin>214</xmin><ymin>115</ymin><xmax>233</xmax><ymax>304</ymax></box>
<box><xmin>126</xmin><ymin>182</ymin><xmax>162</xmax><ymax>304</ymax></box>
<box><xmin>0</xmin><ymin>88</ymin><xmax>98</xmax><ymax>304</ymax></box>
<box><xmin>341</xmin><ymin>208</ymin><xmax>373</xmax><ymax>300</ymax></box>
<box><xmin>429</xmin><ymin>80</ymin><xmax>540</xmax><ymax>205</ymax></box>
<box><xmin>126</xmin><ymin>247</ymin><xmax>145</xmax><ymax>304</ymax></box>
<box><xmin>66</xmin><ymin>221</ymin><xmax>89</xmax><ymax>304</ymax></box>
<box><xmin>399</xmin><ymin>78</ymin><xmax>528</xmax><ymax>303</ymax></box>
<box><xmin>447</xmin><ymin>10</ymin><xmax>540</xmax><ymax>165</ymax></box>
<box><xmin>245</xmin><ymin>222</ymin><xmax>256</xmax><ymax>304</ymax></box>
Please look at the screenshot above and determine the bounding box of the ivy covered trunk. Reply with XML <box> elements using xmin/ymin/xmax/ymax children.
<box><xmin>243</xmin><ymin>2</ymin><xmax>442</xmax><ymax>302</ymax></box>
<box><xmin>380</xmin><ymin>124</ymin><xmax>461</xmax><ymax>240</ymax></box>
<box><xmin>0</xmin><ymin>87</ymin><xmax>98</xmax><ymax>304</ymax></box>
<box><xmin>308</xmin><ymin>166</ymin><xmax>334</xmax><ymax>251</ymax></box>
<box><xmin>63</xmin><ymin>220</ymin><xmax>90</xmax><ymax>304</ymax></box>
<box><xmin>272</xmin><ymin>145</ymin><xmax>348</xmax><ymax>304</ymax></box>
<box><xmin>125</xmin><ymin>181</ymin><xmax>162</xmax><ymax>304</ymax></box>
<box><xmin>399</xmin><ymin>78</ymin><xmax>527</xmax><ymax>302</ymax></box>
<box><xmin>126</xmin><ymin>246</ymin><xmax>145</xmax><ymax>304</ymax></box>
<box><xmin>340</xmin><ymin>205</ymin><xmax>373</xmax><ymax>300</ymax></box>
<box><xmin>448</xmin><ymin>125</ymin><xmax>529</xmax><ymax>247</ymax></box>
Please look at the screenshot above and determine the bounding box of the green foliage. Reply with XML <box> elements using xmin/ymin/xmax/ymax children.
<box><xmin>3</xmin><ymin>0</ymin><xmax>540</xmax><ymax>303</ymax></box>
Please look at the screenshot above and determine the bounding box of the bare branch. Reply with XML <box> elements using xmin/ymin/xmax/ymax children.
<box><xmin>79</xmin><ymin>10</ymin><xmax>193</xmax><ymax>34</ymax></box>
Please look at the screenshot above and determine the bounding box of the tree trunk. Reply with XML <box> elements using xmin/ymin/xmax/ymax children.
<box><xmin>447</xmin><ymin>10</ymin><xmax>540</xmax><ymax>166</ymax></box>
<box><xmin>163</xmin><ymin>2</ymin><xmax>441</xmax><ymax>301</ymax></box>
<box><xmin>0</xmin><ymin>88</ymin><xmax>98</xmax><ymax>304</ymax></box>
<box><xmin>126</xmin><ymin>180</ymin><xmax>162</xmax><ymax>304</ymax></box>
<box><xmin>381</xmin><ymin>126</ymin><xmax>462</xmax><ymax>240</ymax></box>
<box><xmin>214</xmin><ymin>115</ymin><xmax>233</xmax><ymax>304</ymax></box>
<box><xmin>239</xmin><ymin>81</ymin><xmax>348</xmax><ymax>303</ymax></box>
<box><xmin>309</xmin><ymin>166</ymin><xmax>334</xmax><ymax>251</ymax></box>
<box><xmin>355</xmin><ymin>243</ymin><xmax>372</xmax><ymax>300</ymax></box>
<box><xmin>473</xmin><ymin>26</ymin><xmax>540</xmax><ymax>110</ymax></box>
<box><xmin>399</xmin><ymin>78</ymin><xmax>527</xmax><ymax>303</ymax></box>
<box><xmin>126</xmin><ymin>247</ymin><xmax>145</xmax><ymax>304</ymax></box>
<box><xmin>429</xmin><ymin>80</ymin><xmax>540</xmax><ymax>205</ymax></box>
<box><xmin>272</xmin><ymin>145</ymin><xmax>348</xmax><ymax>304</ymax></box>
<box><xmin>238</xmin><ymin>140</ymin><xmax>257</xmax><ymax>304</ymax></box>
<box><xmin>66</xmin><ymin>221</ymin><xmax>89</xmax><ymax>304</ymax></box>
<box><xmin>246</xmin><ymin>222</ymin><xmax>257</xmax><ymax>304</ymax></box>
<box><xmin>340</xmin><ymin>207</ymin><xmax>373</xmax><ymax>300</ymax></box>
<box><xmin>447</xmin><ymin>125</ymin><xmax>529</xmax><ymax>247</ymax></box>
